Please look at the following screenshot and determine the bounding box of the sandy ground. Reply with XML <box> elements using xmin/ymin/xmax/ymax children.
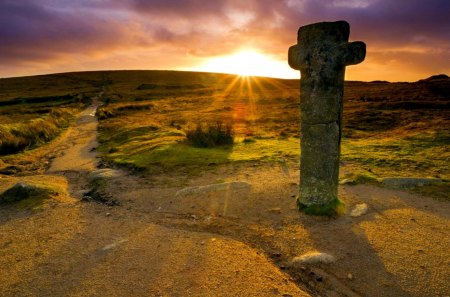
<box><xmin>1</xmin><ymin>101</ymin><xmax>449</xmax><ymax>297</ymax></box>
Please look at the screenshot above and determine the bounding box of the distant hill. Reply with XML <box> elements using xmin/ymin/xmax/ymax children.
<box><xmin>419</xmin><ymin>74</ymin><xmax>449</xmax><ymax>81</ymax></box>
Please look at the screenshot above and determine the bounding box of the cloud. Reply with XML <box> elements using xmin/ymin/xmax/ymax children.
<box><xmin>0</xmin><ymin>0</ymin><xmax>135</xmax><ymax>65</ymax></box>
<box><xmin>1</xmin><ymin>0</ymin><xmax>449</xmax><ymax>80</ymax></box>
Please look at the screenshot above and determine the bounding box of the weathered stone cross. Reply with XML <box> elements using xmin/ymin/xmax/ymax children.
<box><xmin>288</xmin><ymin>21</ymin><xmax>366</xmax><ymax>215</ymax></box>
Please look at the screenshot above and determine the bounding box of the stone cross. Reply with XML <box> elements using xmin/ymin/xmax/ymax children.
<box><xmin>288</xmin><ymin>21</ymin><xmax>366</xmax><ymax>215</ymax></box>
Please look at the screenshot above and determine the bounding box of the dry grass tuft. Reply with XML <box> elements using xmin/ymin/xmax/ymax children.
<box><xmin>0</xmin><ymin>109</ymin><xmax>73</xmax><ymax>155</ymax></box>
<box><xmin>185</xmin><ymin>121</ymin><xmax>234</xmax><ymax>148</ymax></box>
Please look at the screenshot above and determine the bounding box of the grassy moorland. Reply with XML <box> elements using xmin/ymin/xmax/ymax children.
<box><xmin>1</xmin><ymin>70</ymin><xmax>449</xmax><ymax>198</ymax></box>
<box><xmin>0</xmin><ymin>72</ymin><xmax>102</xmax><ymax>156</ymax></box>
<box><xmin>97</xmin><ymin>71</ymin><xmax>449</xmax><ymax>199</ymax></box>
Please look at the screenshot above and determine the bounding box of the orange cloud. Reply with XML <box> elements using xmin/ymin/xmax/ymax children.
<box><xmin>1</xmin><ymin>0</ymin><xmax>449</xmax><ymax>81</ymax></box>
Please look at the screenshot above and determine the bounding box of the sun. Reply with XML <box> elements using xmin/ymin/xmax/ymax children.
<box><xmin>193</xmin><ymin>49</ymin><xmax>298</xmax><ymax>79</ymax></box>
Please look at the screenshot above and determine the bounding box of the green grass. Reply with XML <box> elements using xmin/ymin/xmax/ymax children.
<box><xmin>100</xmin><ymin>133</ymin><xmax>299</xmax><ymax>171</ymax></box>
<box><xmin>341</xmin><ymin>131</ymin><xmax>450</xmax><ymax>179</ymax></box>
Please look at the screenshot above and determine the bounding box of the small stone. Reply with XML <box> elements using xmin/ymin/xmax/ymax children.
<box><xmin>175</xmin><ymin>181</ymin><xmax>251</xmax><ymax>197</ymax></box>
<box><xmin>106</xmin><ymin>212</ymin><xmax>111</xmax><ymax>217</ymax></box>
<box><xmin>269</xmin><ymin>251</ymin><xmax>282</xmax><ymax>258</ymax></box>
<box><xmin>200</xmin><ymin>241</ymin><xmax>205</xmax><ymax>245</ymax></box>
<box><xmin>339</xmin><ymin>178</ymin><xmax>356</xmax><ymax>185</ymax></box>
<box><xmin>350</xmin><ymin>203</ymin><xmax>368</xmax><ymax>217</ymax></box>
<box><xmin>101</xmin><ymin>239</ymin><xmax>128</xmax><ymax>251</ymax></box>
<box><xmin>291</xmin><ymin>252</ymin><xmax>336</xmax><ymax>265</ymax></box>
<box><xmin>89</xmin><ymin>169</ymin><xmax>122</xmax><ymax>180</ymax></box>
<box><xmin>267</xmin><ymin>207</ymin><xmax>282</xmax><ymax>214</ymax></box>
<box><xmin>347</xmin><ymin>273</ymin><xmax>353</xmax><ymax>280</ymax></box>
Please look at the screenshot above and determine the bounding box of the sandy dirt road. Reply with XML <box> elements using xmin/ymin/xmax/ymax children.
<box><xmin>0</xmin><ymin>100</ymin><xmax>449</xmax><ymax>296</ymax></box>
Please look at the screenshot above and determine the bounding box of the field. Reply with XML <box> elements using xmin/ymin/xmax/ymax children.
<box><xmin>1</xmin><ymin>70</ymin><xmax>450</xmax><ymax>296</ymax></box>
<box><xmin>1</xmin><ymin>71</ymin><xmax>449</xmax><ymax>197</ymax></box>
<box><xmin>0</xmin><ymin>72</ymin><xmax>101</xmax><ymax>157</ymax></box>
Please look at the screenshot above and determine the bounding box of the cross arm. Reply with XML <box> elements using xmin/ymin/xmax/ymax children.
<box><xmin>344</xmin><ymin>41</ymin><xmax>366</xmax><ymax>66</ymax></box>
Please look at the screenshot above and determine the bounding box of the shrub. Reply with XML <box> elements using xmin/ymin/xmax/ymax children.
<box><xmin>96</xmin><ymin>107</ymin><xmax>115</xmax><ymax>120</ymax></box>
<box><xmin>96</xmin><ymin>104</ymin><xmax>153</xmax><ymax>120</ymax></box>
<box><xmin>185</xmin><ymin>121</ymin><xmax>234</xmax><ymax>148</ymax></box>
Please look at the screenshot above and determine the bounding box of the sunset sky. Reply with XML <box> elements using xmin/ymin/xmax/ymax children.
<box><xmin>1</xmin><ymin>0</ymin><xmax>449</xmax><ymax>81</ymax></box>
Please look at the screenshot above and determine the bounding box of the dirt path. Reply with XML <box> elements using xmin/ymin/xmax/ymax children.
<box><xmin>1</xmin><ymin>99</ymin><xmax>449</xmax><ymax>296</ymax></box>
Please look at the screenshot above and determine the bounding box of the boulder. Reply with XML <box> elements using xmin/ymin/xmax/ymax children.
<box><xmin>0</xmin><ymin>183</ymin><xmax>50</xmax><ymax>204</ymax></box>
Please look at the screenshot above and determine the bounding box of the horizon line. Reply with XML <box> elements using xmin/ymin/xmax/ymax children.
<box><xmin>0</xmin><ymin>68</ymin><xmax>446</xmax><ymax>83</ymax></box>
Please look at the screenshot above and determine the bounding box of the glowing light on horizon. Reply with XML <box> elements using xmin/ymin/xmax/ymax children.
<box><xmin>192</xmin><ymin>49</ymin><xmax>299</xmax><ymax>79</ymax></box>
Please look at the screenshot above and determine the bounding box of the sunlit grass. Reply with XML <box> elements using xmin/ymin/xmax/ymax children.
<box><xmin>101</xmin><ymin>136</ymin><xmax>299</xmax><ymax>171</ymax></box>
<box><xmin>341</xmin><ymin>131</ymin><xmax>449</xmax><ymax>179</ymax></box>
<box><xmin>1</xmin><ymin>70</ymin><xmax>448</xmax><ymax>199</ymax></box>
<box><xmin>0</xmin><ymin>108</ymin><xmax>75</xmax><ymax>155</ymax></box>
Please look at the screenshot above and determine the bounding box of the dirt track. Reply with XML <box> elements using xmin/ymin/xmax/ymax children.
<box><xmin>0</xmin><ymin>100</ymin><xmax>449</xmax><ymax>296</ymax></box>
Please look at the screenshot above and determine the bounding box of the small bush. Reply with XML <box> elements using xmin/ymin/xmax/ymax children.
<box><xmin>96</xmin><ymin>107</ymin><xmax>115</xmax><ymax>120</ymax></box>
<box><xmin>185</xmin><ymin>121</ymin><xmax>234</xmax><ymax>148</ymax></box>
<box><xmin>242</xmin><ymin>137</ymin><xmax>256</xmax><ymax>144</ymax></box>
<box><xmin>96</xmin><ymin>104</ymin><xmax>153</xmax><ymax>120</ymax></box>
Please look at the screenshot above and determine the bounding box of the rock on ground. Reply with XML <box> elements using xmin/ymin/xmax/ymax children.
<box><xmin>350</xmin><ymin>203</ymin><xmax>369</xmax><ymax>217</ymax></box>
<box><xmin>291</xmin><ymin>252</ymin><xmax>336</xmax><ymax>265</ymax></box>
<box><xmin>175</xmin><ymin>181</ymin><xmax>251</xmax><ymax>197</ymax></box>
<box><xmin>89</xmin><ymin>169</ymin><xmax>122</xmax><ymax>180</ymax></box>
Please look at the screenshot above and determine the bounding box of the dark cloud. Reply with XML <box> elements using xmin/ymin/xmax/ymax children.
<box><xmin>0</xmin><ymin>0</ymin><xmax>131</xmax><ymax>64</ymax></box>
<box><xmin>1</xmin><ymin>0</ymin><xmax>449</xmax><ymax>79</ymax></box>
